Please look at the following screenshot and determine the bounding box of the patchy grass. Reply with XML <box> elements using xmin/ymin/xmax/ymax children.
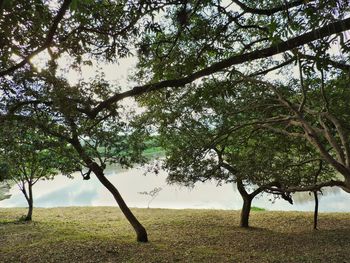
<box><xmin>0</xmin><ymin>207</ymin><xmax>349</xmax><ymax>263</ymax></box>
<box><xmin>251</xmin><ymin>206</ymin><xmax>266</xmax><ymax>211</ymax></box>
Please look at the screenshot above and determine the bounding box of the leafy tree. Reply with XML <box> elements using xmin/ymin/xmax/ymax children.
<box><xmin>8</xmin><ymin>72</ymin><xmax>150</xmax><ymax>239</ymax></box>
<box><xmin>138</xmin><ymin>80</ymin><xmax>336</xmax><ymax>227</ymax></box>
<box><xmin>223</xmin><ymin>61</ymin><xmax>350</xmax><ymax>193</ymax></box>
<box><xmin>0</xmin><ymin>121</ymin><xmax>79</xmax><ymax>221</ymax></box>
<box><xmin>1</xmin><ymin>0</ymin><xmax>350</xmax><ymax>241</ymax></box>
<box><xmin>133</xmin><ymin>0</ymin><xmax>350</xmax><ymax>193</ymax></box>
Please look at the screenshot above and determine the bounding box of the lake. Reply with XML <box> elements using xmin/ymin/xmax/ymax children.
<box><xmin>1</xmin><ymin>164</ymin><xmax>349</xmax><ymax>212</ymax></box>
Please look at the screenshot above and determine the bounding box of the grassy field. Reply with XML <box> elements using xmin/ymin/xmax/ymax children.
<box><xmin>0</xmin><ymin>207</ymin><xmax>349</xmax><ymax>263</ymax></box>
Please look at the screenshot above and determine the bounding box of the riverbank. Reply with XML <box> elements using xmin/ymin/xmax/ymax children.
<box><xmin>0</xmin><ymin>207</ymin><xmax>349</xmax><ymax>262</ymax></box>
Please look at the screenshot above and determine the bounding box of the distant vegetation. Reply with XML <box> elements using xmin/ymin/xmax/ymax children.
<box><xmin>0</xmin><ymin>183</ymin><xmax>11</xmax><ymax>201</ymax></box>
<box><xmin>142</xmin><ymin>146</ymin><xmax>164</xmax><ymax>157</ymax></box>
<box><xmin>251</xmin><ymin>206</ymin><xmax>266</xmax><ymax>212</ymax></box>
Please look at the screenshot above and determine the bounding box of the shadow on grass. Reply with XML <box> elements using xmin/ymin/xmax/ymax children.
<box><xmin>0</xmin><ymin>213</ymin><xmax>37</xmax><ymax>226</ymax></box>
<box><xmin>1</xmin><ymin>208</ymin><xmax>350</xmax><ymax>263</ymax></box>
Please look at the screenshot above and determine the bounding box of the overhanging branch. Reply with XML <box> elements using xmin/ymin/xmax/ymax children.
<box><xmin>269</xmin><ymin>180</ymin><xmax>347</xmax><ymax>193</ymax></box>
<box><xmin>299</xmin><ymin>53</ymin><xmax>350</xmax><ymax>71</ymax></box>
<box><xmin>232</xmin><ymin>0</ymin><xmax>308</xmax><ymax>16</ymax></box>
<box><xmin>88</xmin><ymin>17</ymin><xmax>350</xmax><ymax>117</ymax></box>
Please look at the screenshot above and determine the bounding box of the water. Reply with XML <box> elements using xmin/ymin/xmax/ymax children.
<box><xmin>1</xmin><ymin>164</ymin><xmax>349</xmax><ymax>212</ymax></box>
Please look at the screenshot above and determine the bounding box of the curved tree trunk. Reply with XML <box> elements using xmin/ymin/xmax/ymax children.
<box><xmin>91</xmin><ymin>163</ymin><xmax>148</xmax><ymax>242</ymax></box>
<box><xmin>313</xmin><ymin>161</ymin><xmax>321</xmax><ymax>230</ymax></box>
<box><xmin>240</xmin><ymin>195</ymin><xmax>252</xmax><ymax>228</ymax></box>
<box><xmin>71</xmin><ymin>138</ymin><xmax>148</xmax><ymax>242</ymax></box>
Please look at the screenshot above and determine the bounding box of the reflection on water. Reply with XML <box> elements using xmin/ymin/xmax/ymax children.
<box><xmin>292</xmin><ymin>187</ymin><xmax>340</xmax><ymax>204</ymax></box>
<box><xmin>1</xmin><ymin>164</ymin><xmax>349</xmax><ymax>212</ymax></box>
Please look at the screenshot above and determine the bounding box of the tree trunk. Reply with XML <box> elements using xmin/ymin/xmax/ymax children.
<box><xmin>343</xmin><ymin>177</ymin><xmax>350</xmax><ymax>193</ymax></box>
<box><xmin>236</xmin><ymin>179</ymin><xmax>253</xmax><ymax>228</ymax></box>
<box><xmin>25</xmin><ymin>199</ymin><xmax>33</xmax><ymax>221</ymax></box>
<box><xmin>21</xmin><ymin>182</ymin><xmax>33</xmax><ymax>221</ymax></box>
<box><xmin>313</xmin><ymin>191</ymin><xmax>319</xmax><ymax>230</ymax></box>
<box><xmin>240</xmin><ymin>195</ymin><xmax>252</xmax><ymax>228</ymax></box>
<box><xmin>71</xmin><ymin>138</ymin><xmax>148</xmax><ymax>242</ymax></box>
<box><xmin>90</xmin><ymin>163</ymin><xmax>148</xmax><ymax>242</ymax></box>
<box><xmin>24</xmin><ymin>183</ymin><xmax>33</xmax><ymax>221</ymax></box>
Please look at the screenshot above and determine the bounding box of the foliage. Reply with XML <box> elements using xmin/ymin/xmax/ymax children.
<box><xmin>138</xmin><ymin>79</ymin><xmax>336</xmax><ymax>193</ymax></box>
<box><xmin>0</xmin><ymin>120</ymin><xmax>79</xmax><ymax>220</ymax></box>
<box><xmin>135</xmin><ymin>0</ymin><xmax>350</xmax><ymax>82</ymax></box>
<box><xmin>251</xmin><ymin>206</ymin><xmax>266</xmax><ymax>211</ymax></box>
<box><xmin>133</xmin><ymin>0</ymin><xmax>350</xmax><ymax>192</ymax></box>
<box><xmin>0</xmin><ymin>121</ymin><xmax>79</xmax><ymax>183</ymax></box>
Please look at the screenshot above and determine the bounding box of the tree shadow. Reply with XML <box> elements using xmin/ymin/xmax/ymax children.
<box><xmin>0</xmin><ymin>217</ymin><xmax>33</xmax><ymax>226</ymax></box>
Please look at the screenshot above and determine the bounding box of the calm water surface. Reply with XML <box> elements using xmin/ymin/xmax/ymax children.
<box><xmin>1</xmin><ymin>164</ymin><xmax>349</xmax><ymax>212</ymax></box>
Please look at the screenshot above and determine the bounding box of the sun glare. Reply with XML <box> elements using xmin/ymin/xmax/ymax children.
<box><xmin>29</xmin><ymin>49</ymin><xmax>51</xmax><ymax>73</ymax></box>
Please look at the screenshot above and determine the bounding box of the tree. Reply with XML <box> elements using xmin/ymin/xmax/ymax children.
<box><xmin>138</xmin><ymin>187</ymin><xmax>163</xmax><ymax>209</ymax></box>
<box><xmin>0</xmin><ymin>121</ymin><xmax>79</xmax><ymax>221</ymax></box>
<box><xmin>1</xmin><ymin>0</ymin><xmax>350</xmax><ymax>241</ymax></box>
<box><xmin>0</xmin><ymin>0</ymin><xmax>170</xmax><ymax>241</ymax></box>
<box><xmin>133</xmin><ymin>0</ymin><xmax>350</xmax><ymax>192</ymax></box>
<box><xmin>138</xmin><ymin>79</ymin><xmax>336</xmax><ymax>227</ymax></box>
<box><xmin>222</xmin><ymin>61</ymin><xmax>350</xmax><ymax>193</ymax></box>
<box><xmin>67</xmin><ymin>111</ymin><xmax>150</xmax><ymax>242</ymax></box>
<box><xmin>312</xmin><ymin>160</ymin><xmax>323</xmax><ymax>230</ymax></box>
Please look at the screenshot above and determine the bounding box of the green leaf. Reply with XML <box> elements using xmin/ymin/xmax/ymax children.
<box><xmin>70</xmin><ymin>0</ymin><xmax>79</xmax><ymax>11</ymax></box>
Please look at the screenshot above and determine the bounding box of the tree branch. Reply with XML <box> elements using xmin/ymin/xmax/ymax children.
<box><xmin>270</xmin><ymin>180</ymin><xmax>347</xmax><ymax>193</ymax></box>
<box><xmin>299</xmin><ymin>53</ymin><xmax>350</xmax><ymax>72</ymax></box>
<box><xmin>298</xmin><ymin>55</ymin><xmax>306</xmax><ymax>112</ymax></box>
<box><xmin>88</xmin><ymin>17</ymin><xmax>350</xmax><ymax>117</ymax></box>
<box><xmin>232</xmin><ymin>0</ymin><xmax>309</xmax><ymax>16</ymax></box>
<box><xmin>0</xmin><ymin>0</ymin><xmax>72</xmax><ymax>77</ymax></box>
<box><xmin>239</xmin><ymin>75</ymin><xmax>350</xmax><ymax>178</ymax></box>
<box><xmin>249</xmin><ymin>57</ymin><xmax>296</xmax><ymax>77</ymax></box>
<box><xmin>318</xmin><ymin>115</ymin><xmax>345</xmax><ymax>165</ymax></box>
<box><xmin>322</xmin><ymin>112</ymin><xmax>350</xmax><ymax>167</ymax></box>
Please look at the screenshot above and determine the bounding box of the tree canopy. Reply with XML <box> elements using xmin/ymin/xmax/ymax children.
<box><xmin>138</xmin><ymin>77</ymin><xmax>337</xmax><ymax>226</ymax></box>
<box><xmin>0</xmin><ymin>121</ymin><xmax>79</xmax><ymax>220</ymax></box>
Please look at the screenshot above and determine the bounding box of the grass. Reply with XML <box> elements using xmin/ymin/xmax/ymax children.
<box><xmin>251</xmin><ymin>206</ymin><xmax>266</xmax><ymax>211</ymax></box>
<box><xmin>0</xmin><ymin>207</ymin><xmax>349</xmax><ymax>263</ymax></box>
<box><xmin>142</xmin><ymin>146</ymin><xmax>164</xmax><ymax>157</ymax></box>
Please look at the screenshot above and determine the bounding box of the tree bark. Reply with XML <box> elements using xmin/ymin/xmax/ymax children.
<box><xmin>240</xmin><ymin>195</ymin><xmax>253</xmax><ymax>228</ymax></box>
<box><xmin>344</xmin><ymin>177</ymin><xmax>350</xmax><ymax>193</ymax></box>
<box><xmin>70</xmin><ymin>138</ymin><xmax>148</xmax><ymax>242</ymax></box>
<box><xmin>90</xmin><ymin>163</ymin><xmax>148</xmax><ymax>242</ymax></box>
<box><xmin>236</xmin><ymin>179</ymin><xmax>253</xmax><ymax>228</ymax></box>
<box><xmin>25</xmin><ymin>199</ymin><xmax>33</xmax><ymax>221</ymax></box>
<box><xmin>313</xmin><ymin>191</ymin><xmax>319</xmax><ymax>230</ymax></box>
<box><xmin>22</xmin><ymin>183</ymin><xmax>33</xmax><ymax>221</ymax></box>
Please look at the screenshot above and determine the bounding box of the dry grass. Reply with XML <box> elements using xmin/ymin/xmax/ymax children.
<box><xmin>0</xmin><ymin>207</ymin><xmax>349</xmax><ymax>263</ymax></box>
